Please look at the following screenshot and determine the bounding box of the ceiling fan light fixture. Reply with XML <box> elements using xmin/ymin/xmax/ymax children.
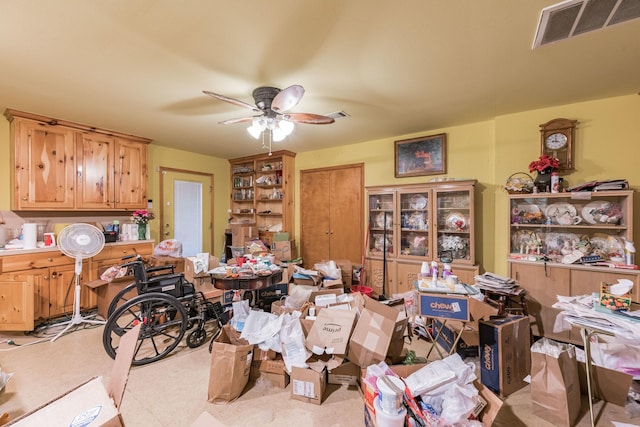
<box><xmin>272</xmin><ymin>127</ymin><xmax>286</xmax><ymax>142</ymax></box>
<box><xmin>278</xmin><ymin>119</ymin><xmax>294</xmax><ymax>136</ymax></box>
<box><xmin>247</xmin><ymin>123</ymin><xmax>262</xmax><ymax>139</ymax></box>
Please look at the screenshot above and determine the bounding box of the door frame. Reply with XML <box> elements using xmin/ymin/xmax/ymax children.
<box><xmin>159</xmin><ymin>167</ymin><xmax>214</xmax><ymax>253</ymax></box>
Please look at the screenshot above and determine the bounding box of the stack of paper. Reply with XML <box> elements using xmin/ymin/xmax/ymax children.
<box><xmin>474</xmin><ymin>272</ymin><xmax>519</xmax><ymax>293</ymax></box>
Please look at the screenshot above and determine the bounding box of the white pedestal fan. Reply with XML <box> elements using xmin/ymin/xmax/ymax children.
<box><xmin>51</xmin><ymin>223</ymin><xmax>106</xmax><ymax>342</ymax></box>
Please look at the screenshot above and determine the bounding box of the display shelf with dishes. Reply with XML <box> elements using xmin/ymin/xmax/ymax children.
<box><xmin>365</xmin><ymin>180</ymin><xmax>479</xmax><ymax>296</ymax></box>
<box><xmin>507</xmin><ymin>190</ymin><xmax>633</xmax><ymax>262</ymax></box>
<box><xmin>508</xmin><ymin>190</ymin><xmax>639</xmax><ymax>344</ymax></box>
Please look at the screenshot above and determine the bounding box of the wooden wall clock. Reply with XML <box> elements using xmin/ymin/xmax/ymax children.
<box><xmin>540</xmin><ymin>118</ymin><xmax>578</xmax><ymax>172</ymax></box>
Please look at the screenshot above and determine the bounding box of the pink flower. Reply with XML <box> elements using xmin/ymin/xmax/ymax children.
<box><xmin>131</xmin><ymin>209</ymin><xmax>155</xmax><ymax>225</ymax></box>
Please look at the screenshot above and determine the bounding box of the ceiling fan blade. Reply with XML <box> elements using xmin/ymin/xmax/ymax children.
<box><xmin>271</xmin><ymin>85</ymin><xmax>305</xmax><ymax>113</ymax></box>
<box><xmin>218</xmin><ymin>116</ymin><xmax>256</xmax><ymax>125</ymax></box>
<box><xmin>203</xmin><ymin>90</ymin><xmax>260</xmax><ymax>112</ymax></box>
<box><xmin>283</xmin><ymin>112</ymin><xmax>335</xmax><ymax>125</ymax></box>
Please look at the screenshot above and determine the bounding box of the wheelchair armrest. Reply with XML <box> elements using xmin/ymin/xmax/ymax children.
<box><xmin>147</xmin><ymin>265</ymin><xmax>176</xmax><ymax>275</ymax></box>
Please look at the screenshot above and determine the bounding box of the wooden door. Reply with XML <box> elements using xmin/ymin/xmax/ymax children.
<box><xmin>396</xmin><ymin>261</ymin><xmax>421</xmax><ymax>295</ymax></box>
<box><xmin>328</xmin><ymin>165</ymin><xmax>364</xmax><ymax>262</ymax></box>
<box><xmin>115</xmin><ymin>138</ymin><xmax>148</xmax><ymax>209</ymax></box>
<box><xmin>76</xmin><ymin>131</ymin><xmax>115</xmax><ymax>209</ymax></box>
<box><xmin>300</xmin><ymin>169</ymin><xmax>330</xmax><ymax>267</ymax></box>
<box><xmin>13</xmin><ymin>119</ymin><xmax>76</xmax><ymax>209</ymax></box>
<box><xmin>300</xmin><ymin>163</ymin><xmax>363</xmax><ymax>268</ymax></box>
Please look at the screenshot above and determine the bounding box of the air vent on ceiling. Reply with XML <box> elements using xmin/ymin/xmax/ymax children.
<box><xmin>326</xmin><ymin>111</ymin><xmax>350</xmax><ymax>120</ymax></box>
<box><xmin>533</xmin><ymin>0</ymin><xmax>640</xmax><ymax>48</ymax></box>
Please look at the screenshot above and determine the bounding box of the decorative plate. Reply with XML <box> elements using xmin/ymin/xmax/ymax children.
<box><xmin>545</xmin><ymin>233</ymin><xmax>579</xmax><ymax>255</ymax></box>
<box><xmin>544</xmin><ymin>203</ymin><xmax>577</xmax><ymax>220</ymax></box>
<box><xmin>444</xmin><ymin>212</ymin><xmax>468</xmax><ymax>231</ymax></box>
<box><xmin>581</xmin><ymin>201</ymin><xmax>622</xmax><ymax>225</ymax></box>
<box><xmin>409</xmin><ymin>194</ymin><xmax>427</xmax><ymax>210</ymax></box>
<box><xmin>375</xmin><ymin>212</ymin><xmax>393</xmax><ymax>229</ymax></box>
<box><xmin>512</xmin><ymin>230</ymin><xmax>540</xmax><ymax>253</ymax></box>
<box><xmin>373</xmin><ymin>235</ymin><xmax>393</xmax><ymax>251</ymax></box>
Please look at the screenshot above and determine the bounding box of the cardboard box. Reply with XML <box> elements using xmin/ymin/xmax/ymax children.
<box><xmin>479</xmin><ymin>316</ymin><xmax>531</xmax><ymax>397</ymax></box>
<box><xmin>145</xmin><ymin>255</ymin><xmax>185</xmax><ymax>273</ymax></box>
<box><xmin>328</xmin><ymin>361</ymin><xmax>360</xmax><ymax>386</ymax></box>
<box><xmin>419</xmin><ymin>294</ymin><xmax>498</xmax><ymax>345</ymax></box>
<box><xmin>7</xmin><ymin>324</ymin><xmax>140</xmax><ymax>426</ymax></box>
<box><xmin>256</xmin><ymin>282</ymin><xmax>289</xmax><ymax>312</ymax></box>
<box><xmin>184</xmin><ymin>255</ymin><xmax>219</xmax><ymax>283</ymax></box>
<box><xmin>272</xmin><ymin>240</ymin><xmax>296</xmax><ymax>262</ymax></box>
<box><xmin>305</xmin><ymin>307</ymin><xmax>357</xmax><ymax>356</ymax></box>
<box><xmin>347</xmin><ymin>296</ymin><xmax>408</xmax><ymax>367</ymax></box>
<box><xmin>290</xmin><ymin>366</ymin><xmax>327</xmax><ymax>405</ymax></box>
<box><xmin>432</xmin><ymin>319</ymin><xmax>479</xmax><ymax>359</ymax></box>
<box><xmin>335</xmin><ymin>259</ymin><xmax>353</xmax><ymax>287</ymax></box>
<box><xmin>231</xmin><ymin>223</ymin><xmax>258</xmax><ymax>247</ymax></box>
<box><xmin>85</xmin><ymin>276</ymin><xmax>136</xmax><ymax>320</ymax></box>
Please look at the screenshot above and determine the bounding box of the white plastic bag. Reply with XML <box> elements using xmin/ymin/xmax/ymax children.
<box><xmin>153</xmin><ymin>239</ymin><xmax>183</xmax><ymax>257</ymax></box>
<box><xmin>230</xmin><ymin>300</ymin><xmax>250</xmax><ymax>332</ymax></box>
<box><xmin>279</xmin><ymin>312</ymin><xmax>311</xmax><ymax>372</ymax></box>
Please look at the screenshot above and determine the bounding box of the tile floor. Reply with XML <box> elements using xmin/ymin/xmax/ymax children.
<box><xmin>0</xmin><ymin>320</ymin><xmax>638</xmax><ymax>426</ymax></box>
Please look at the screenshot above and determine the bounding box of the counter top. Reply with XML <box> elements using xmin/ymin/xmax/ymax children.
<box><xmin>0</xmin><ymin>240</ymin><xmax>154</xmax><ymax>257</ymax></box>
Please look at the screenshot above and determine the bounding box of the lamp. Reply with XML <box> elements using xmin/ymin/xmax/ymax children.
<box><xmin>247</xmin><ymin>117</ymin><xmax>294</xmax><ymax>155</ymax></box>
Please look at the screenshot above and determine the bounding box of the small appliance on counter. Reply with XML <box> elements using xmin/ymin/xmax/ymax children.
<box><xmin>102</xmin><ymin>222</ymin><xmax>119</xmax><ymax>243</ymax></box>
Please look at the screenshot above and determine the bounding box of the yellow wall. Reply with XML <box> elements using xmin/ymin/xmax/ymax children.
<box><xmin>146</xmin><ymin>145</ymin><xmax>229</xmax><ymax>257</ymax></box>
<box><xmin>297</xmin><ymin>94</ymin><xmax>640</xmax><ymax>275</ymax></box>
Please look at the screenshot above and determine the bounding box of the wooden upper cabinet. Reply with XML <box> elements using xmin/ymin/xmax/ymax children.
<box><xmin>76</xmin><ymin>131</ymin><xmax>114</xmax><ymax>209</ymax></box>
<box><xmin>10</xmin><ymin>118</ymin><xmax>76</xmax><ymax>209</ymax></box>
<box><xmin>114</xmin><ymin>137</ymin><xmax>148</xmax><ymax>209</ymax></box>
<box><xmin>5</xmin><ymin>109</ymin><xmax>151</xmax><ymax>211</ymax></box>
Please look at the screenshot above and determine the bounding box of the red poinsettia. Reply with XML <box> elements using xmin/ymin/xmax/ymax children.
<box><xmin>529</xmin><ymin>155</ymin><xmax>560</xmax><ymax>173</ymax></box>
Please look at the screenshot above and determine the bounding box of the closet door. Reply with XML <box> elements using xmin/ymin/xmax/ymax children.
<box><xmin>300</xmin><ymin>164</ymin><xmax>363</xmax><ymax>268</ymax></box>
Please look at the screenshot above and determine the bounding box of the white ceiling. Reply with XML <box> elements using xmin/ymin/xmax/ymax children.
<box><xmin>1</xmin><ymin>1</ymin><xmax>638</xmax><ymax>160</ymax></box>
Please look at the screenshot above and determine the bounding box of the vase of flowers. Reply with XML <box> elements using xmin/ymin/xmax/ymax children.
<box><xmin>529</xmin><ymin>155</ymin><xmax>560</xmax><ymax>193</ymax></box>
<box><xmin>132</xmin><ymin>209</ymin><xmax>155</xmax><ymax>240</ymax></box>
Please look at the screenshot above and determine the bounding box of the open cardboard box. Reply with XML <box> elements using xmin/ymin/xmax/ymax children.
<box><xmin>7</xmin><ymin>324</ymin><xmax>141</xmax><ymax>427</ymax></box>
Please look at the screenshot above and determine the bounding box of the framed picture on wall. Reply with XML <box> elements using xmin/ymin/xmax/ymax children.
<box><xmin>395</xmin><ymin>133</ymin><xmax>447</xmax><ymax>177</ymax></box>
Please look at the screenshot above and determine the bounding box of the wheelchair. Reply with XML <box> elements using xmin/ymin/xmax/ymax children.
<box><xmin>102</xmin><ymin>255</ymin><xmax>225</xmax><ymax>365</ymax></box>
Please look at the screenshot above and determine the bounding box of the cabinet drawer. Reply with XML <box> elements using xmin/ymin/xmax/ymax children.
<box><xmin>92</xmin><ymin>243</ymin><xmax>153</xmax><ymax>261</ymax></box>
<box><xmin>1</xmin><ymin>252</ymin><xmax>71</xmax><ymax>272</ymax></box>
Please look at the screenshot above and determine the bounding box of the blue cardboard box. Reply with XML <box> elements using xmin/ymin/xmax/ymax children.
<box><xmin>479</xmin><ymin>316</ymin><xmax>531</xmax><ymax>397</ymax></box>
<box><xmin>419</xmin><ymin>294</ymin><xmax>470</xmax><ymax>321</ymax></box>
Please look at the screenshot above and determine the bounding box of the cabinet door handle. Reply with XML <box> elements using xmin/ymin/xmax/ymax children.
<box><xmin>48</xmin><ymin>258</ymin><xmax>53</xmax><ymax>262</ymax></box>
<box><xmin>164</xmin><ymin>232</ymin><xmax>170</xmax><ymax>236</ymax></box>
<box><xmin>51</xmin><ymin>272</ymin><xmax>57</xmax><ymax>278</ymax></box>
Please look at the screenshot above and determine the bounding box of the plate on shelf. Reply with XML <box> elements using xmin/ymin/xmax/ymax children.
<box><xmin>409</xmin><ymin>194</ymin><xmax>427</xmax><ymax>210</ymax></box>
<box><xmin>375</xmin><ymin>211</ymin><xmax>393</xmax><ymax>229</ymax></box>
<box><xmin>545</xmin><ymin>233</ymin><xmax>579</xmax><ymax>255</ymax></box>
<box><xmin>581</xmin><ymin>201</ymin><xmax>622</xmax><ymax>224</ymax></box>
<box><xmin>444</xmin><ymin>212</ymin><xmax>467</xmax><ymax>231</ymax></box>
<box><xmin>544</xmin><ymin>203</ymin><xmax>577</xmax><ymax>220</ymax></box>
<box><xmin>512</xmin><ymin>230</ymin><xmax>540</xmax><ymax>253</ymax></box>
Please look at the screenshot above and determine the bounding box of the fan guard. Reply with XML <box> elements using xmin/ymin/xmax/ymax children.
<box><xmin>58</xmin><ymin>223</ymin><xmax>105</xmax><ymax>259</ymax></box>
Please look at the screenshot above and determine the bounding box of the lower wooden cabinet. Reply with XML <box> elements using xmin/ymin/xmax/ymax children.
<box><xmin>365</xmin><ymin>258</ymin><xmax>479</xmax><ymax>297</ymax></box>
<box><xmin>510</xmin><ymin>260</ymin><xmax>640</xmax><ymax>344</ymax></box>
<box><xmin>0</xmin><ymin>242</ymin><xmax>153</xmax><ymax>331</ymax></box>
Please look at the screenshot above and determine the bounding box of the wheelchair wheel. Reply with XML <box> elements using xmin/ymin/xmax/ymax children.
<box><xmin>186</xmin><ymin>327</ymin><xmax>207</xmax><ymax>348</ymax></box>
<box><xmin>106</xmin><ymin>282</ymin><xmax>138</xmax><ymax>319</ymax></box>
<box><xmin>103</xmin><ymin>292</ymin><xmax>188</xmax><ymax>365</ymax></box>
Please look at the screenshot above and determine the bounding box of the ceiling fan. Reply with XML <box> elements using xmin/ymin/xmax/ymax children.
<box><xmin>203</xmin><ymin>85</ymin><xmax>335</xmax><ymax>153</ymax></box>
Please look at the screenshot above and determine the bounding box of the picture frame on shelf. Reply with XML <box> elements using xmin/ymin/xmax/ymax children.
<box><xmin>395</xmin><ymin>133</ymin><xmax>446</xmax><ymax>178</ymax></box>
